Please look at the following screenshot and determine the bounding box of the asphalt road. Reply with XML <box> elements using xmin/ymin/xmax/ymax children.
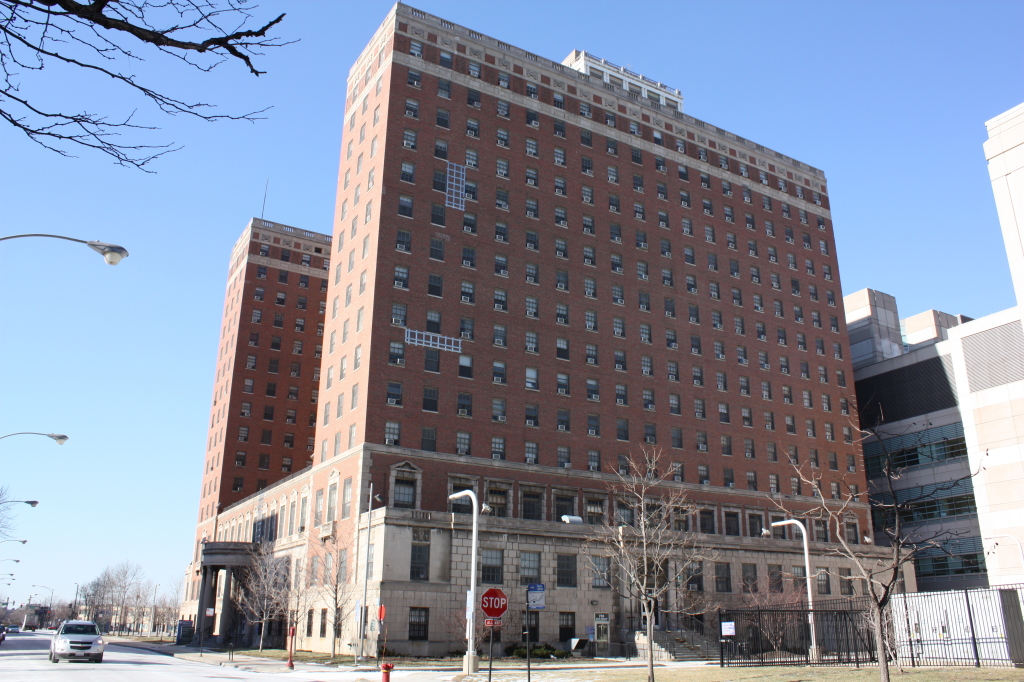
<box><xmin>0</xmin><ymin>631</ymin><xmax>470</xmax><ymax>681</ymax></box>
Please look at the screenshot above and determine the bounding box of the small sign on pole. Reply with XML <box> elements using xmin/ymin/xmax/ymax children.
<box><xmin>205</xmin><ymin>607</ymin><xmax>215</xmax><ymax>618</ymax></box>
<box><xmin>721</xmin><ymin>621</ymin><xmax>736</xmax><ymax>636</ymax></box>
<box><xmin>526</xmin><ymin>583</ymin><xmax>546</xmax><ymax>610</ymax></box>
<box><xmin>484</xmin><ymin>618</ymin><xmax>501</xmax><ymax>627</ymax></box>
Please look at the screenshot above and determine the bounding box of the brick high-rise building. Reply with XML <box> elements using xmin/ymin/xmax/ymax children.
<box><xmin>183</xmin><ymin>4</ymin><xmax>895</xmax><ymax>657</ymax></box>
<box><xmin>193</xmin><ymin>218</ymin><xmax>331</xmax><ymax>522</ymax></box>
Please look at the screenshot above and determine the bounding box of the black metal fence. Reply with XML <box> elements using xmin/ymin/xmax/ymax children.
<box><xmin>719</xmin><ymin>584</ymin><xmax>1024</xmax><ymax>669</ymax></box>
<box><xmin>719</xmin><ymin>604</ymin><xmax>875</xmax><ymax>667</ymax></box>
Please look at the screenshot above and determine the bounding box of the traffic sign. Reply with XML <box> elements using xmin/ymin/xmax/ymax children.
<box><xmin>484</xmin><ymin>618</ymin><xmax>501</xmax><ymax>627</ymax></box>
<box><xmin>527</xmin><ymin>583</ymin><xmax>546</xmax><ymax>610</ymax></box>
<box><xmin>480</xmin><ymin>588</ymin><xmax>508</xmax><ymax>618</ymax></box>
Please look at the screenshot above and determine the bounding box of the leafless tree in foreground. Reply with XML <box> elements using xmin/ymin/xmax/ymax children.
<box><xmin>584</xmin><ymin>446</ymin><xmax>716</xmax><ymax>682</ymax></box>
<box><xmin>773</xmin><ymin>413</ymin><xmax>984</xmax><ymax>682</ymax></box>
<box><xmin>234</xmin><ymin>541</ymin><xmax>287</xmax><ymax>651</ymax></box>
<box><xmin>0</xmin><ymin>0</ymin><xmax>288</xmax><ymax>169</ymax></box>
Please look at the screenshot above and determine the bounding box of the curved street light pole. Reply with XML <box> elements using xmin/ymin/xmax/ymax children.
<box><xmin>0</xmin><ymin>234</ymin><xmax>128</xmax><ymax>265</ymax></box>
<box><xmin>448</xmin><ymin>489</ymin><xmax>481</xmax><ymax>674</ymax></box>
<box><xmin>0</xmin><ymin>432</ymin><xmax>68</xmax><ymax>445</ymax></box>
<box><xmin>0</xmin><ymin>540</ymin><xmax>28</xmax><ymax>546</ymax></box>
<box><xmin>771</xmin><ymin>519</ymin><xmax>817</xmax><ymax>660</ymax></box>
<box><xmin>1</xmin><ymin>500</ymin><xmax>39</xmax><ymax>507</ymax></box>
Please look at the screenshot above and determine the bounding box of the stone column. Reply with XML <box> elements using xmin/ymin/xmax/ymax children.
<box><xmin>218</xmin><ymin>568</ymin><xmax>234</xmax><ymax>643</ymax></box>
<box><xmin>194</xmin><ymin>566</ymin><xmax>210</xmax><ymax>643</ymax></box>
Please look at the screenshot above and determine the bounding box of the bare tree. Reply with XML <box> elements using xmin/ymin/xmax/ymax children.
<box><xmin>584</xmin><ymin>446</ymin><xmax>715</xmax><ymax>682</ymax></box>
<box><xmin>109</xmin><ymin>561</ymin><xmax>144</xmax><ymax>634</ymax></box>
<box><xmin>737</xmin><ymin>573</ymin><xmax>811</xmax><ymax>659</ymax></box>
<box><xmin>233</xmin><ymin>541</ymin><xmax>287</xmax><ymax>651</ymax></box>
<box><xmin>306</xmin><ymin>538</ymin><xmax>356</xmax><ymax>658</ymax></box>
<box><xmin>0</xmin><ymin>486</ymin><xmax>19</xmax><ymax>540</ymax></box>
<box><xmin>0</xmin><ymin>0</ymin><xmax>288</xmax><ymax>169</ymax></box>
<box><xmin>773</xmin><ymin>413</ymin><xmax>983</xmax><ymax>682</ymax></box>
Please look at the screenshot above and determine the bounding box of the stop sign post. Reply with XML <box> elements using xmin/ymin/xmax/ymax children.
<box><xmin>480</xmin><ymin>588</ymin><xmax>507</xmax><ymax>682</ymax></box>
<box><xmin>480</xmin><ymin>588</ymin><xmax>508</xmax><ymax>618</ymax></box>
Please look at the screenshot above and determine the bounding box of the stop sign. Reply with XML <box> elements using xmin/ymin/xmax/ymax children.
<box><xmin>480</xmin><ymin>588</ymin><xmax>508</xmax><ymax>618</ymax></box>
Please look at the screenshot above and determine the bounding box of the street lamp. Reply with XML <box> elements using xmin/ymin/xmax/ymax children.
<box><xmin>448</xmin><ymin>488</ymin><xmax>482</xmax><ymax>674</ymax></box>
<box><xmin>0</xmin><ymin>540</ymin><xmax>28</xmax><ymax>545</ymax></box>
<box><xmin>0</xmin><ymin>559</ymin><xmax>20</xmax><ymax>564</ymax></box>
<box><xmin>770</xmin><ymin>519</ymin><xmax>817</xmax><ymax>659</ymax></box>
<box><xmin>356</xmin><ymin>487</ymin><xmax>385</xmax><ymax>662</ymax></box>
<box><xmin>1</xmin><ymin>500</ymin><xmax>39</xmax><ymax>507</ymax></box>
<box><xmin>985</xmin><ymin>535</ymin><xmax>1024</xmax><ymax>572</ymax></box>
<box><xmin>0</xmin><ymin>234</ymin><xmax>129</xmax><ymax>265</ymax></box>
<box><xmin>0</xmin><ymin>432</ymin><xmax>68</xmax><ymax>445</ymax></box>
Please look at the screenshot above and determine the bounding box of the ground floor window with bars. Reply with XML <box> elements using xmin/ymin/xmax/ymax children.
<box><xmin>408</xmin><ymin>607</ymin><xmax>429</xmax><ymax>641</ymax></box>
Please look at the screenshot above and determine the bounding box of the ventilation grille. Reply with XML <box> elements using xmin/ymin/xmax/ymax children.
<box><xmin>963</xmin><ymin>321</ymin><xmax>1024</xmax><ymax>392</ymax></box>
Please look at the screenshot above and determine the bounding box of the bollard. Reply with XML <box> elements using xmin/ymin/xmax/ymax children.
<box><xmin>381</xmin><ymin>661</ymin><xmax>394</xmax><ymax>682</ymax></box>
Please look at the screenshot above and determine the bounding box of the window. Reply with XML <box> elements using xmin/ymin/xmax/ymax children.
<box><xmin>408</xmin><ymin>608</ymin><xmax>428</xmax><ymax>641</ymax></box>
<box><xmin>715</xmin><ymin>562</ymin><xmax>732</xmax><ymax>593</ymax></box>
<box><xmin>410</xmin><ymin>531</ymin><xmax>430</xmax><ymax>581</ymax></box>
<box><xmin>556</xmin><ymin>554</ymin><xmax>577</xmax><ymax>587</ymax></box>
<box><xmin>477</xmin><ymin>548</ymin><xmax>504</xmax><ymax>585</ymax></box>
<box><xmin>521</xmin><ymin>550</ymin><xmax>541</xmax><ymax>584</ymax></box>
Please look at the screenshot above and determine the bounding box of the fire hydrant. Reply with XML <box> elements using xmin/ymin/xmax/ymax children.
<box><xmin>381</xmin><ymin>662</ymin><xmax>394</xmax><ymax>682</ymax></box>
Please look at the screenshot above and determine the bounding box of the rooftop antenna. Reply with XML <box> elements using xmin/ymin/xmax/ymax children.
<box><xmin>261</xmin><ymin>178</ymin><xmax>270</xmax><ymax>220</ymax></box>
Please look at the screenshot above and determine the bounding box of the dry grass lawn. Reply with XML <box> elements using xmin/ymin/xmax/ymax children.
<box><xmin>464</xmin><ymin>666</ymin><xmax>1024</xmax><ymax>682</ymax></box>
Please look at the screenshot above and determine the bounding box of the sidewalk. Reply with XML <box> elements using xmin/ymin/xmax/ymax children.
<box><xmin>108</xmin><ymin>638</ymin><xmax>700</xmax><ymax>674</ymax></box>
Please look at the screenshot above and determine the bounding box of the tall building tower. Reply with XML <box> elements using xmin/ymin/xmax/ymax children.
<box><xmin>183</xmin><ymin>4</ymin><xmax>889</xmax><ymax>655</ymax></box>
<box><xmin>193</xmin><ymin>218</ymin><xmax>331</xmax><ymax>530</ymax></box>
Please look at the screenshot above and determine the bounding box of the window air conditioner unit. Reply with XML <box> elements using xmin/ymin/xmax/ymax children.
<box><xmin>457</xmin><ymin>448</ymin><xmax>468</xmax><ymax>455</ymax></box>
<box><xmin>461</xmin><ymin>331</ymin><xmax>472</xmax><ymax>339</ymax></box>
<box><xmin>527</xmin><ymin>310</ymin><xmax>537</xmax><ymax>317</ymax></box>
<box><xmin>403</xmin><ymin>140</ymin><xmax>415</xmax><ymax>148</ymax></box>
<box><xmin>496</xmin><ymin>415</ymin><xmax>507</xmax><ymax>423</ymax></box>
<box><xmin>669</xmin><ymin>342</ymin><xmax>678</xmax><ymax>349</ymax></box>
<box><xmin>526</xmin><ymin>344</ymin><xmax>537</xmax><ymax>353</ymax></box>
<box><xmin>392</xmin><ymin>317</ymin><xmax>403</xmax><ymax>325</ymax></box>
<box><xmin>645</xmin><ymin>436</ymin><xmax>656</xmax><ymax>443</ymax></box>
<box><xmin>635</xmin><ymin>212</ymin><xmax>644</xmax><ymax>220</ymax></box>
<box><xmin>492</xmin><ymin>453</ymin><xmax>504</xmax><ymax>459</ymax></box>
<box><xmin>394</xmin><ymin>280</ymin><xmax>405</xmax><ymax>288</ymax></box>
<box><xmin>726</xmin><ymin>482</ymin><xmax>735</xmax><ymax>488</ymax></box>
<box><xmin>557</xmin><ymin>283</ymin><xmax>566</xmax><ymax>290</ymax></box>
<box><xmin>494</xmin><ymin>303</ymin><xmax>505</xmax><ymax>311</ymax></box>
<box><xmin>558</xmin><ymin>424</ymin><xmax>567</xmax><ymax>431</ymax></box>
<box><xmin>642</xmin><ymin>369</ymin><xmax>652</xmax><ymax>376</ymax></box>
<box><xmin>385</xmin><ymin>438</ymin><xmax>396</xmax><ymax>445</ymax></box>
<box><xmin>458</xmin><ymin>409</ymin><xmax>468</xmax><ymax>416</ymax></box>
<box><xmin>557</xmin><ymin>388</ymin><xmax>568</xmax><ymax>395</ymax></box>
<box><xmin>587</xmin><ymin>357</ymin><xmax>596</xmax><ymax>365</ymax></box>
<box><xmin>395</xmin><ymin>358</ymin><xmax>405</xmax><ymax>366</ymax></box>
<box><xmin>589</xmin><ymin>463</ymin><xmax>599</xmax><ymax>471</ymax></box>
<box><xmin>461</xmin><ymin>295</ymin><xmax>472</xmax><ymax>303</ymax></box>
<box><xmin>387</xmin><ymin>398</ymin><xmax>399</xmax><ymax>405</ymax></box>
<box><xmin>497</xmin><ymin>201</ymin><xmax>509</xmax><ymax>209</ymax></box>
<box><xmin>614</xmin><ymin>297</ymin><xmax>624</xmax><ymax>305</ymax></box>
<box><xmin>526</xmin><ymin>210</ymin><xmax>537</xmax><ymax>218</ymax></box>
<box><xmin>525</xmin><ymin>419</ymin><xmax>536</xmax><ymax>427</ymax></box>
<box><xmin>704</xmin><ymin>209</ymin><xmax>712</xmax><ymax>216</ymax></box>
<box><xmin>697</xmin><ymin>444</ymin><xmax>707</xmax><ymax>452</ymax></box>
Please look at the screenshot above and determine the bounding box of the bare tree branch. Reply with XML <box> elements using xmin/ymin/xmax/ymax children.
<box><xmin>0</xmin><ymin>0</ymin><xmax>289</xmax><ymax>169</ymax></box>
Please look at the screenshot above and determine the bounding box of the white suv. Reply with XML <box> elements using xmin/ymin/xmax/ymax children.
<box><xmin>49</xmin><ymin>620</ymin><xmax>105</xmax><ymax>663</ymax></box>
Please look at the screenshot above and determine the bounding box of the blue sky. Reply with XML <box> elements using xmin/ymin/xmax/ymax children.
<box><xmin>0</xmin><ymin>1</ymin><xmax>1020</xmax><ymax>607</ymax></box>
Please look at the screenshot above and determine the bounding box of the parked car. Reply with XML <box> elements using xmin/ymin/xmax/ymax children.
<box><xmin>49</xmin><ymin>621</ymin><xmax>104</xmax><ymax>663</ymax></box>
<box><xmin>7</xmin><ymin>626</ymin><xmax>20</xmax><ymax>633</ymax></box>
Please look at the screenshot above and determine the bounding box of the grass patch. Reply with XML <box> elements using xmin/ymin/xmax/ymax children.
<box><xmin>462</xmin><ymin>666</ymin><xmax>1024</xmax><ymax>682</ymax></box>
